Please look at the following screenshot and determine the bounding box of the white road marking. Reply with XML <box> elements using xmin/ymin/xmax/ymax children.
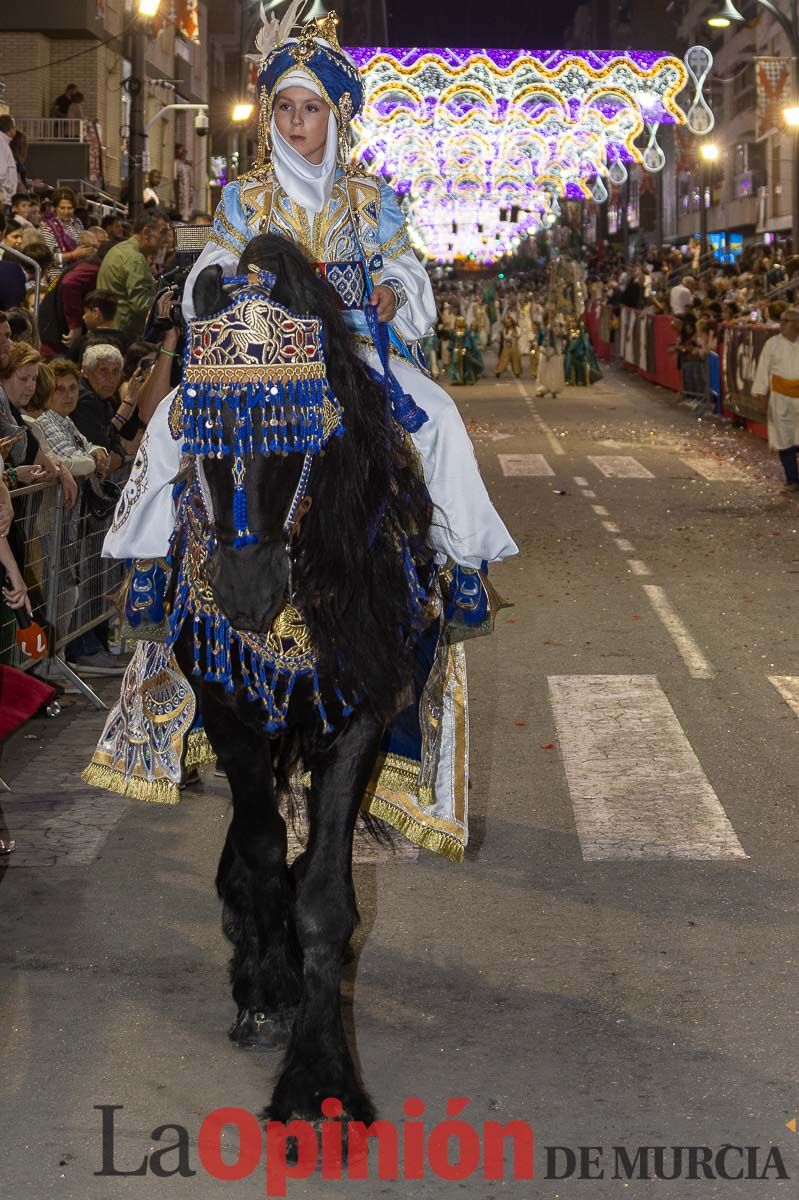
<box><xmin>680</xmin><ymin>455</ymin><xmax>748</xmax><ymax>482</ymax></box>
<box><xmin>588</xmin><ymin>455</ymin><xmax>655</xmax><ymax>479</ymax></box>
<box><xmin>614</xmin><ymin>538</ymin><xmax>636</xmax><ymax>552</ymax></box>
<box><xmin>548</xmin><ymin>675</ymin><xmax>746</xmax><ymax>861</ymax></box>
<box><xmin>602</xmin><ymin>520</ymin><xmax>621</xmax><ymax>533</ymax></box>
<box><xmin>498</xmin><ymin>453</ymin><xmax>555</xmax><ymax>477</ymax></box>
<box><xmin>642</xmin><ymin>585</ymin><xmax>714</xmax><ymax>679</ymax></box>
<box><xmin>582</xmin><ymin>489</ymin><xmax>597</xmax><ymax>499</ymax></box>
<box><xmin>591</xmin><ymin>505</ymin><xmax>609</xmax><ymax>516</ymax></box>
<box><xmin>627</xmin><ymin>559</ymin><xmax>652</xmax><ymax>576</ymax></box>
<box><xmin>574</xmin><ymin>476</ymin><xmax>589</xmax><ymax>487</ymax></box>
<box><xmin>768</xmin><ymin>676</ymin><xmax>799</xmax><ymax>716</ymax></box>
<box><xmin>516</xmin><ymin>382</ymin><xmax>566</xmax><ymax>456</ymax></box>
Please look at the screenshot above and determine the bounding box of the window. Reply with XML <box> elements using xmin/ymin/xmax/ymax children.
<box><xmin>731</xmin><ymin>63</ymin><xmax>755</xmax><ymax>118</ymax></box>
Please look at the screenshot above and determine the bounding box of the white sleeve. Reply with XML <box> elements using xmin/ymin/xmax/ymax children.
<box><xmin>182</xmin><ymin>239</ymin><xmax>239</xmax><ymax>323</ymax></box>
<box><xmin>102</xmin><ymin>387</ymin><xmax>182</xmax><ymax>560</ymax></box>
<box><xmin>380</xmin><ymin>249</ymin><xmax>437</xmax><ymax>343</ymax></box>
<box><xmin>0</xmin><ymin>142</ymin><xmax>16</xmax><ymax>204</ymax></box>
<box><xmin>752</xmin><ymin>337</ymin><xmax>774</xmax><ymax>396</ymax></box>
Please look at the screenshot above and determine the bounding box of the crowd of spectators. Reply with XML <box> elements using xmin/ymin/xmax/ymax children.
<box><xmin>0</xmin><ymin>108</ymin><xmax>197</xmax><ymax>682</ymax></box>
<box><xmin>2</xmin><ymin>80</ymin><xmax>797</xmax><ymax>683</ymax></box>
<box><xmin>584</xmin><ymin>238</ymin><xmax>797</xmax><ymax>366</ymax></box>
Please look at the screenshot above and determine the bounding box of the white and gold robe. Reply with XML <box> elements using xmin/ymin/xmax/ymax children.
<box><xmin>752</xmin><ymin>332</ymin><xmax>799</xmax><ymax>451</ymax></box>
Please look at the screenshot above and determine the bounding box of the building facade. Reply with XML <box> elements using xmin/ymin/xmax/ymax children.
<box><xmin>663</xmin><ymin>0</ymin><xmax>792</xmax><ymax>252</ymax></box>
<box><xmin>0</xmin><ymin>0</ymin><xmax>210</xmax><ymax>213</ymax></box>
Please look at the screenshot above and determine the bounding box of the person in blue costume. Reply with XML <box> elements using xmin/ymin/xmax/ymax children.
<box><xmin>181</xmin><ymin>5</ymin><xmax>517</xmax><ymax>575</ymax></box>
<box><xmin>449</xmin><ymin>315</ymin><xmax>483</xmax><ymax>385</ymax></box>
<box><xmin>88</xmin><ymin>6</ymin><xmax>518</xmax><ymax>860</ymax></box>
<box><xmin>107</xmin><ymin>5</ymin><xmax>515</xmax><ymax>591</ymax></box>
<box><xmin>564</xmin><ymin>323</ymin><xmax>603</xmax><ymax>387</ymax></box>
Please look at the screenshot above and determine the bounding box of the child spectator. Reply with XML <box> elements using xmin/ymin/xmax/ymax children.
<box><xmin>66</xmin><ymin>290</ymin><xmax>127</xmax><ymax>364</ymax></box>
<box><xmin>11</xmin><ymin>194</ymin><xmax>32</xmax><ymax>228</ymax></box>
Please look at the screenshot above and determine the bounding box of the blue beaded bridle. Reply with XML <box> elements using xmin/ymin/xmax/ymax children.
<box><xmin>179</xmin><ymin>272</ymin><xmax>344</xmax><ymax>575</ymax></box>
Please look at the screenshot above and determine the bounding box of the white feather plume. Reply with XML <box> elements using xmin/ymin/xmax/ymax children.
<box><xmin>254</xmin><ymin>0</ymin><xmax>312</xmax><ymax>59</ymax></box>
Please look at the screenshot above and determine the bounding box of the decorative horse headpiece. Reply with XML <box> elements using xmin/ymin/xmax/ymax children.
<box><xmin>180</xmin><ymin>271</ymin><xmax>344</xmax><ymax>547</ymax></box>
<box><xmin>253</xmin><ymin>2</ymin><xmax>363</xmax><ymax>167</ymax></box>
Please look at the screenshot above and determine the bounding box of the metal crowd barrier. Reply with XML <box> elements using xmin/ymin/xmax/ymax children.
<box><xmin>1</xmin><ymin>478</ymin><xmax>123</xmax><ymax>709</ymax></box>
<box><xmin>679</xmin><ymin>354</ymin><xmax>711</xmax><ymax>408</ymax></box>
<box><xmin>0</xmin><ymin>479</ymin><xmax>57</xmax><ymax>669</ymax></box>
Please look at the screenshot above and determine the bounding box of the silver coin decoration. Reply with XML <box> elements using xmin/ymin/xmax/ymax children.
<box><xmin>590</xmin><ymin>175</ymin><xmax>609</xmax><ymax>203</ymax></box>
<box><xmin>642</xmin><ymin>122</ymin><xmax>666</xmax><ymax>173</ymax></box>
<box><xmin>684</xmin><ymin>45</ymin><xmax>715</xmax><ymax>135</ymax></box>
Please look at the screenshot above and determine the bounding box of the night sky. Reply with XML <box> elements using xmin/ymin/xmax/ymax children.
<box><xmin>386</xmin><ymin>0</ymin><xmax>582</xmax><ymax>47</ymax></box>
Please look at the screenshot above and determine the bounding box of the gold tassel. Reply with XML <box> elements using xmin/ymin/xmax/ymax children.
<box><xmin>81</xmin><ymin>761</ymin><xmax>182</xmax><ymax>805</ymax></box>
<box><xmin>337</xmin><ymin>90</ymin><xmax>354</xmax><ymax>174</ymax></box>
<box><xmin>185</xmin><ymin>728</ymin><xmax>216</xmax><ymax>772</ymax></box>
<box><xmin>256</xmin><ymin>86</ymin><xmax>271</xmax><ymax>166</ymax></box>
<box><xmin>363</xmin><ymin>795</ymin><xmax>465</xmax><ymax>863</ymax></box>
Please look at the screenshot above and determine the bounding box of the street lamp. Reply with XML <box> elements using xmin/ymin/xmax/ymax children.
<box><xmin>707</xmin><ymin>0</ymin><xmax>746</xmax><ymax>27</ymax></box>
<box><xmin>698</xmin><ymin>141</ymin><xmax>719</xmax><ymax>257</ymax></box>
<box><xmin>128</xmin><ymin>0</ymin><xmax>162</xmax><ymax>221</ymax></box>
<box><xmin>232</xmin><ymin>103</ymin><xmax>255</xmax><ymax>123</ymax></box>
<box><xmin>707</xmin><ymin>0</ymin><xmax>799</xmax><ymax>252</ymax></box>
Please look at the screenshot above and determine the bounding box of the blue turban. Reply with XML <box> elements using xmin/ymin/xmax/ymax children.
<box><xmin>259</xmin><ymin>39</ymin><xmax>364</xmax><ymax>123</ymax></box>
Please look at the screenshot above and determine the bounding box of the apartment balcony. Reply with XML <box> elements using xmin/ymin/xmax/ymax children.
<box><xmin>0</xmin><ymin>1</ymin><xmax>104</xmax><ymax>37</ymax></box>
<box><xmin>16</xmin><ymin>119</ymin><xmax>93</xmax><ymax>192</ymax></box>
<box><xmin>17</xmin><ymin>118</ymin><xmax>86</xmax><ymax>144</ymax></box>
<box><xmin>676</xmin><ymin>192</ymin><xmax>759</xmax><ymax>240</ymax></box>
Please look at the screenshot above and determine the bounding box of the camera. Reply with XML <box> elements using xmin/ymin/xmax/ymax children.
<box><xmin>148</xmin><ymin>283</ymin><xmax>186</xmax><ymax>339</ymax></box>
<box><xmin>194</xmin><ymin>111</ymin><xmax>209</xmax><ymax>137</ymax></box>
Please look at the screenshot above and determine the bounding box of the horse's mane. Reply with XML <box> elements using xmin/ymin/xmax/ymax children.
<box><xmin>222</xmin><ymin>234</ymin><xmax>435</xmax><ymax>723</ymax></box>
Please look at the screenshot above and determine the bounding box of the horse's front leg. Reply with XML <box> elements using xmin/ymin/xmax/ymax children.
<box><xmin>197</xmin><ymin>679</ymin><xmax>303</xmax><ymax>1049</ymax></box>
<box><xmin>266</xmin><ymin>704</ymin><xmax>384</xmax><ymax>1126</ymax></box>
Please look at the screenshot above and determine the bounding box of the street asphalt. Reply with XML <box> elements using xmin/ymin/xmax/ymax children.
<box><xmin>2</xmin><ymin>358</ymin><xmax>799</xmax><ymax>1199</ymax></box>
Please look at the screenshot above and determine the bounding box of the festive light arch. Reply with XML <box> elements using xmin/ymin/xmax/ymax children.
<box><xmin>347</xmin><ymin>46</ymin><xmax>693</xmax><ymax>262</ymax></box>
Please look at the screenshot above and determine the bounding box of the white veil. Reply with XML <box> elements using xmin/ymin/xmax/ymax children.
<box><xmin>270</xmin><ymin>70</ymin><xmax>338</xmax><ymax>213</ymax></box>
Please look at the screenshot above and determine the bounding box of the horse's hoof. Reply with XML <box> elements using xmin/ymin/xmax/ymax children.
<box><xmin>262</xmin><ymin>1114</ymin><xmax>373</xmax><ymax>1167</ymax></box>
<box><xmin>228</xmin><ymin>1007</ymin><xmax>294</xmax><ymax>1049</ymax></box>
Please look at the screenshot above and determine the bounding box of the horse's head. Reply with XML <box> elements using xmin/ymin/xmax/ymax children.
<box><xmin>181</xmin><ymin>266</ymin><xmax>341</xmax><ymax>636</ymax></box>
<box><xmin>200</xmin><ymin>445</ymin><xmax>312</xmax><ymax>634</ymax></box>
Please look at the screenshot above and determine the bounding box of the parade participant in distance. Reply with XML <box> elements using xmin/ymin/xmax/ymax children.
<box><xmin>752</xmin><ymin>307</ymin><xmax>799</xmax><ymax>492</ymax></box>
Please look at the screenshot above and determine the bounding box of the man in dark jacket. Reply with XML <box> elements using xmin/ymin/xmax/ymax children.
<box><xmin>72</xmin><ymin>342</ymin><xmax>127</xmax><ymax>470</ymax></box>
<box><xmin>620</xmin><ymin>266</ymin><xmax>645</xmax><ymax>310</ymax></box>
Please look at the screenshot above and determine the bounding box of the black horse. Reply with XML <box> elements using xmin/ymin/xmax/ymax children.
<box><xmin>173</xmin><ymin>234</ymin><xmax>434</xmax><ymax>1127</ymax></box>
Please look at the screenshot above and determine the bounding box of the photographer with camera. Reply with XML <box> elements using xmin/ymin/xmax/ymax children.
<box><xmin>96</xmin><ymin>212</ymin><xmax>169</xmax><ymax>341</ymax></box>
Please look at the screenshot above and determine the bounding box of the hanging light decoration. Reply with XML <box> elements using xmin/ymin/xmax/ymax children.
<box><xmin>348</xmin><ymin>47</ymin><xmax>690</xmax><ymax>262</ymax></box>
